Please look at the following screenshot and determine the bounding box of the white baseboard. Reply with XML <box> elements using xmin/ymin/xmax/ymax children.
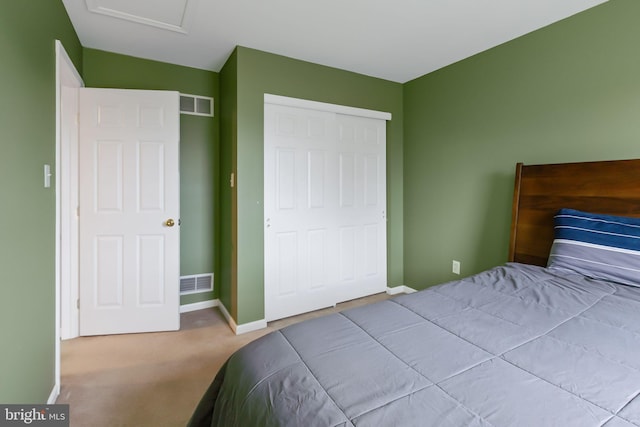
<box><xmin>215</xmin><ymin>300</ymin><xmax>267</xmax><ymax>335</ymax></box>
<box><xmin>48</xmin><ymin>384</ymin><xmax>59</xmax><ymax>404</ymax></box>
<box><xmin>235</xmin><ymin>318</ymin><xmax>268</xmax><ymax>335</ymax></box>
<box><xmin>386</xmin><ymin>285</ymin><xmax>418</xmax><ymax>295</ymax></box>
<box><xmin>215</xmin><ymin>301</ymin><xmax>233</xmax><ymax>329</ymax></box>
<box><xmin>188</xmin><ymin>289</ymin><xmax>419</xmax><ymax>335</ymax></box>
<box><xmin>180</xmin><ymin>299</ymin><xmax>218</xmax><ymax>313</ymax></box>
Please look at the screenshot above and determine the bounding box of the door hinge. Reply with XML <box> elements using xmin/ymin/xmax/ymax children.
<box><xmin>76</xmin><ymin>299</ymin><xmax>80</xmax><ymax>309</ymax></box>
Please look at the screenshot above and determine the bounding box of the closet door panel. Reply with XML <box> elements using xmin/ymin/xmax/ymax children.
<box><xmin>264</xmin><ymin>101</ymin><xmax>387</xmax><ymax>321</ymax></box>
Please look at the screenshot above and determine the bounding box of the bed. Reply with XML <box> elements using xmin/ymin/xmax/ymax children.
<box><xmin>189</xmin><ymin>159</ymin><xmax>640</xmax><ymax>427</ymax></box>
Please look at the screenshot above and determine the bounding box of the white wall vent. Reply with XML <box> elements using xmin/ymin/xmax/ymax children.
<box><xmin>180</xmin><ymin>273</ymin><xmax>214</xmax><ymax>295</ymax></box>
<box><xmin>180</xmin><ymin>93</ymin><xmax>214</xmax><ymax>117</ymax></box>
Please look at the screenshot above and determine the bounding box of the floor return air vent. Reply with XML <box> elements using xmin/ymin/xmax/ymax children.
<box><xmin>180</xmin><ymin>273</ymin><xmax>213</xmax><ymax>295</ymax></box>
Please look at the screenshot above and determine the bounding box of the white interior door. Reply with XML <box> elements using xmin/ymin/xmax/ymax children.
<box><xmin>264</xmin><ymin>105</ymin><xmax>338</xmax><ymax>321</ymax></box>
<box><xmin>264</xmin><ymin>100</ymin><xmax>387</xmax><ymax>321</ymax></box>
<box><xmin>79</xmin><ymin>88</ymin><xmax>180</xmax><ymax>336</ymax></box>
<box><xmin>334</xmin><ymin>114</ymin><xmax>387</xmax><ymax>303</ymax></box>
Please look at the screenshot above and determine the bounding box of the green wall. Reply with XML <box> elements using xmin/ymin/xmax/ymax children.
<box><xmin>5</xmin><ymin>0</ymin><xmax>636</xmax><ymax>403</ymax></box>
<box><xmin>82</xmin><ymin>49</ymin><xmax>220</xmax><ymax>305</ymax></box>
<box><xmin>219</xmin><ymin>49</ymin><xmax>238</xmax><ymax>317</ymax></box>
<box><xmin>228</xmin><ymin>47</ymin><xmax>404</xmax><ymax>324</ymax></box>
<box><xmin>0</xmin><ymin>0</ymin><xmax>82</xmax><ymax>403</ymax></box>
<box><xmin>403</xmin><ymin>0</ymin><xmax>640</xmax><ymax>289</ymax></box>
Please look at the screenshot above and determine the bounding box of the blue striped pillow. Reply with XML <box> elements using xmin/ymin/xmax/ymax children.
<box><xmin>547</xmin><ymin>208</ymin><xmax>640</xmax><ymax>287</ymax></box>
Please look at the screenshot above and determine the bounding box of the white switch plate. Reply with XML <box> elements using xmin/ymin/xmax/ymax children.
<box><xmin>44</xmin><ymin>164</ymin><xmax>52</xmax><ymax>188</ymax></box>
<box><xmin>452</xmin><ymin>260</ymin><xmax>461</xmax><ymax>275</ymax></box>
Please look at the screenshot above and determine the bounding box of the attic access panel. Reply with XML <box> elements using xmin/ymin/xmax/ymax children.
<box><xmin>85</xmin><ymin>0</ymin><xmax>197</xmax><ymax>33</ymax></box>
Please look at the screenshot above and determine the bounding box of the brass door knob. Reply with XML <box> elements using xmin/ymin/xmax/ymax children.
<box><xmin>165</xmin><ymin>218</ymin><xmax>175</xmax><ymax>227</ymax></box>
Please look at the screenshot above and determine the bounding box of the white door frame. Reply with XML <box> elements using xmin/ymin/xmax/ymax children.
<box><xmin>54</xmin><ymin>40</ymin><xmax>83</xmax><ymax>403</ymax></box>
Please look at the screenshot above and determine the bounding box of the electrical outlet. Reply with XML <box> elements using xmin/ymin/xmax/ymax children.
<box><xmin>452</xmin><ymin>260</ymin><xmax>461</xmax><ymax>275</ymax></box>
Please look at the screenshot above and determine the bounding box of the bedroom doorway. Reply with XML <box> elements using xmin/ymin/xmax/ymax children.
<box><xmin>263</xmin><ymin>95</ymin><xmax>390</xmax><ymax>321</ymax></box>
<box><xmin>55</xmin><ymin>41</ymin><xmax>181</xmax><ymax>405</ymax></box>
<box><xmin>56</xmin><ymin>54</ymin><xmax>181</xmax><ymax>339</ymax></box>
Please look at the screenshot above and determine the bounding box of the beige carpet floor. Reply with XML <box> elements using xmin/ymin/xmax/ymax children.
<box><xmin>58</xmin><ymin>292</ymin><xmax>391</xmax><ymax>427</ymax></box>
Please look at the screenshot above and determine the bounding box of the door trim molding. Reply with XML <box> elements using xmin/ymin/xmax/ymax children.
<box><xmin>55</xmin><ymin>39</ymin><xmax>84</xmax><ymax>403</ymax></box>
<box><xmin>264</xmin><ymin>94</ymin><xmax>392</xmax><ymax>121</ymax></box>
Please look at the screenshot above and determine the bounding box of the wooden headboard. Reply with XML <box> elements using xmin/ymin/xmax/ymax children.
<box><xmin>508</xmin><ymin>159</ymin><xmax>640</xmax><ymax>266</ymax></box>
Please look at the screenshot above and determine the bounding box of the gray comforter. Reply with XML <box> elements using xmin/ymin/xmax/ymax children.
<box><xmin>189</xmin><ymin>263</ymin><xmax>640</xmax><ymax>426</ymax></box>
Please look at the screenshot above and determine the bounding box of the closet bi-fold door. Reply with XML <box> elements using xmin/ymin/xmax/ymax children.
<box><xmin>264</xmin><ymin>101</ymin><xmax>387</xmax><ymax>321</ymax></box>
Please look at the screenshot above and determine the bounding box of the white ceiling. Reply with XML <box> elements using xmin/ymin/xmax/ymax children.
<box><xmin>62</xmin><ymin>0</ymin><xmax>608</xmax><ymax>83</ymax></box>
